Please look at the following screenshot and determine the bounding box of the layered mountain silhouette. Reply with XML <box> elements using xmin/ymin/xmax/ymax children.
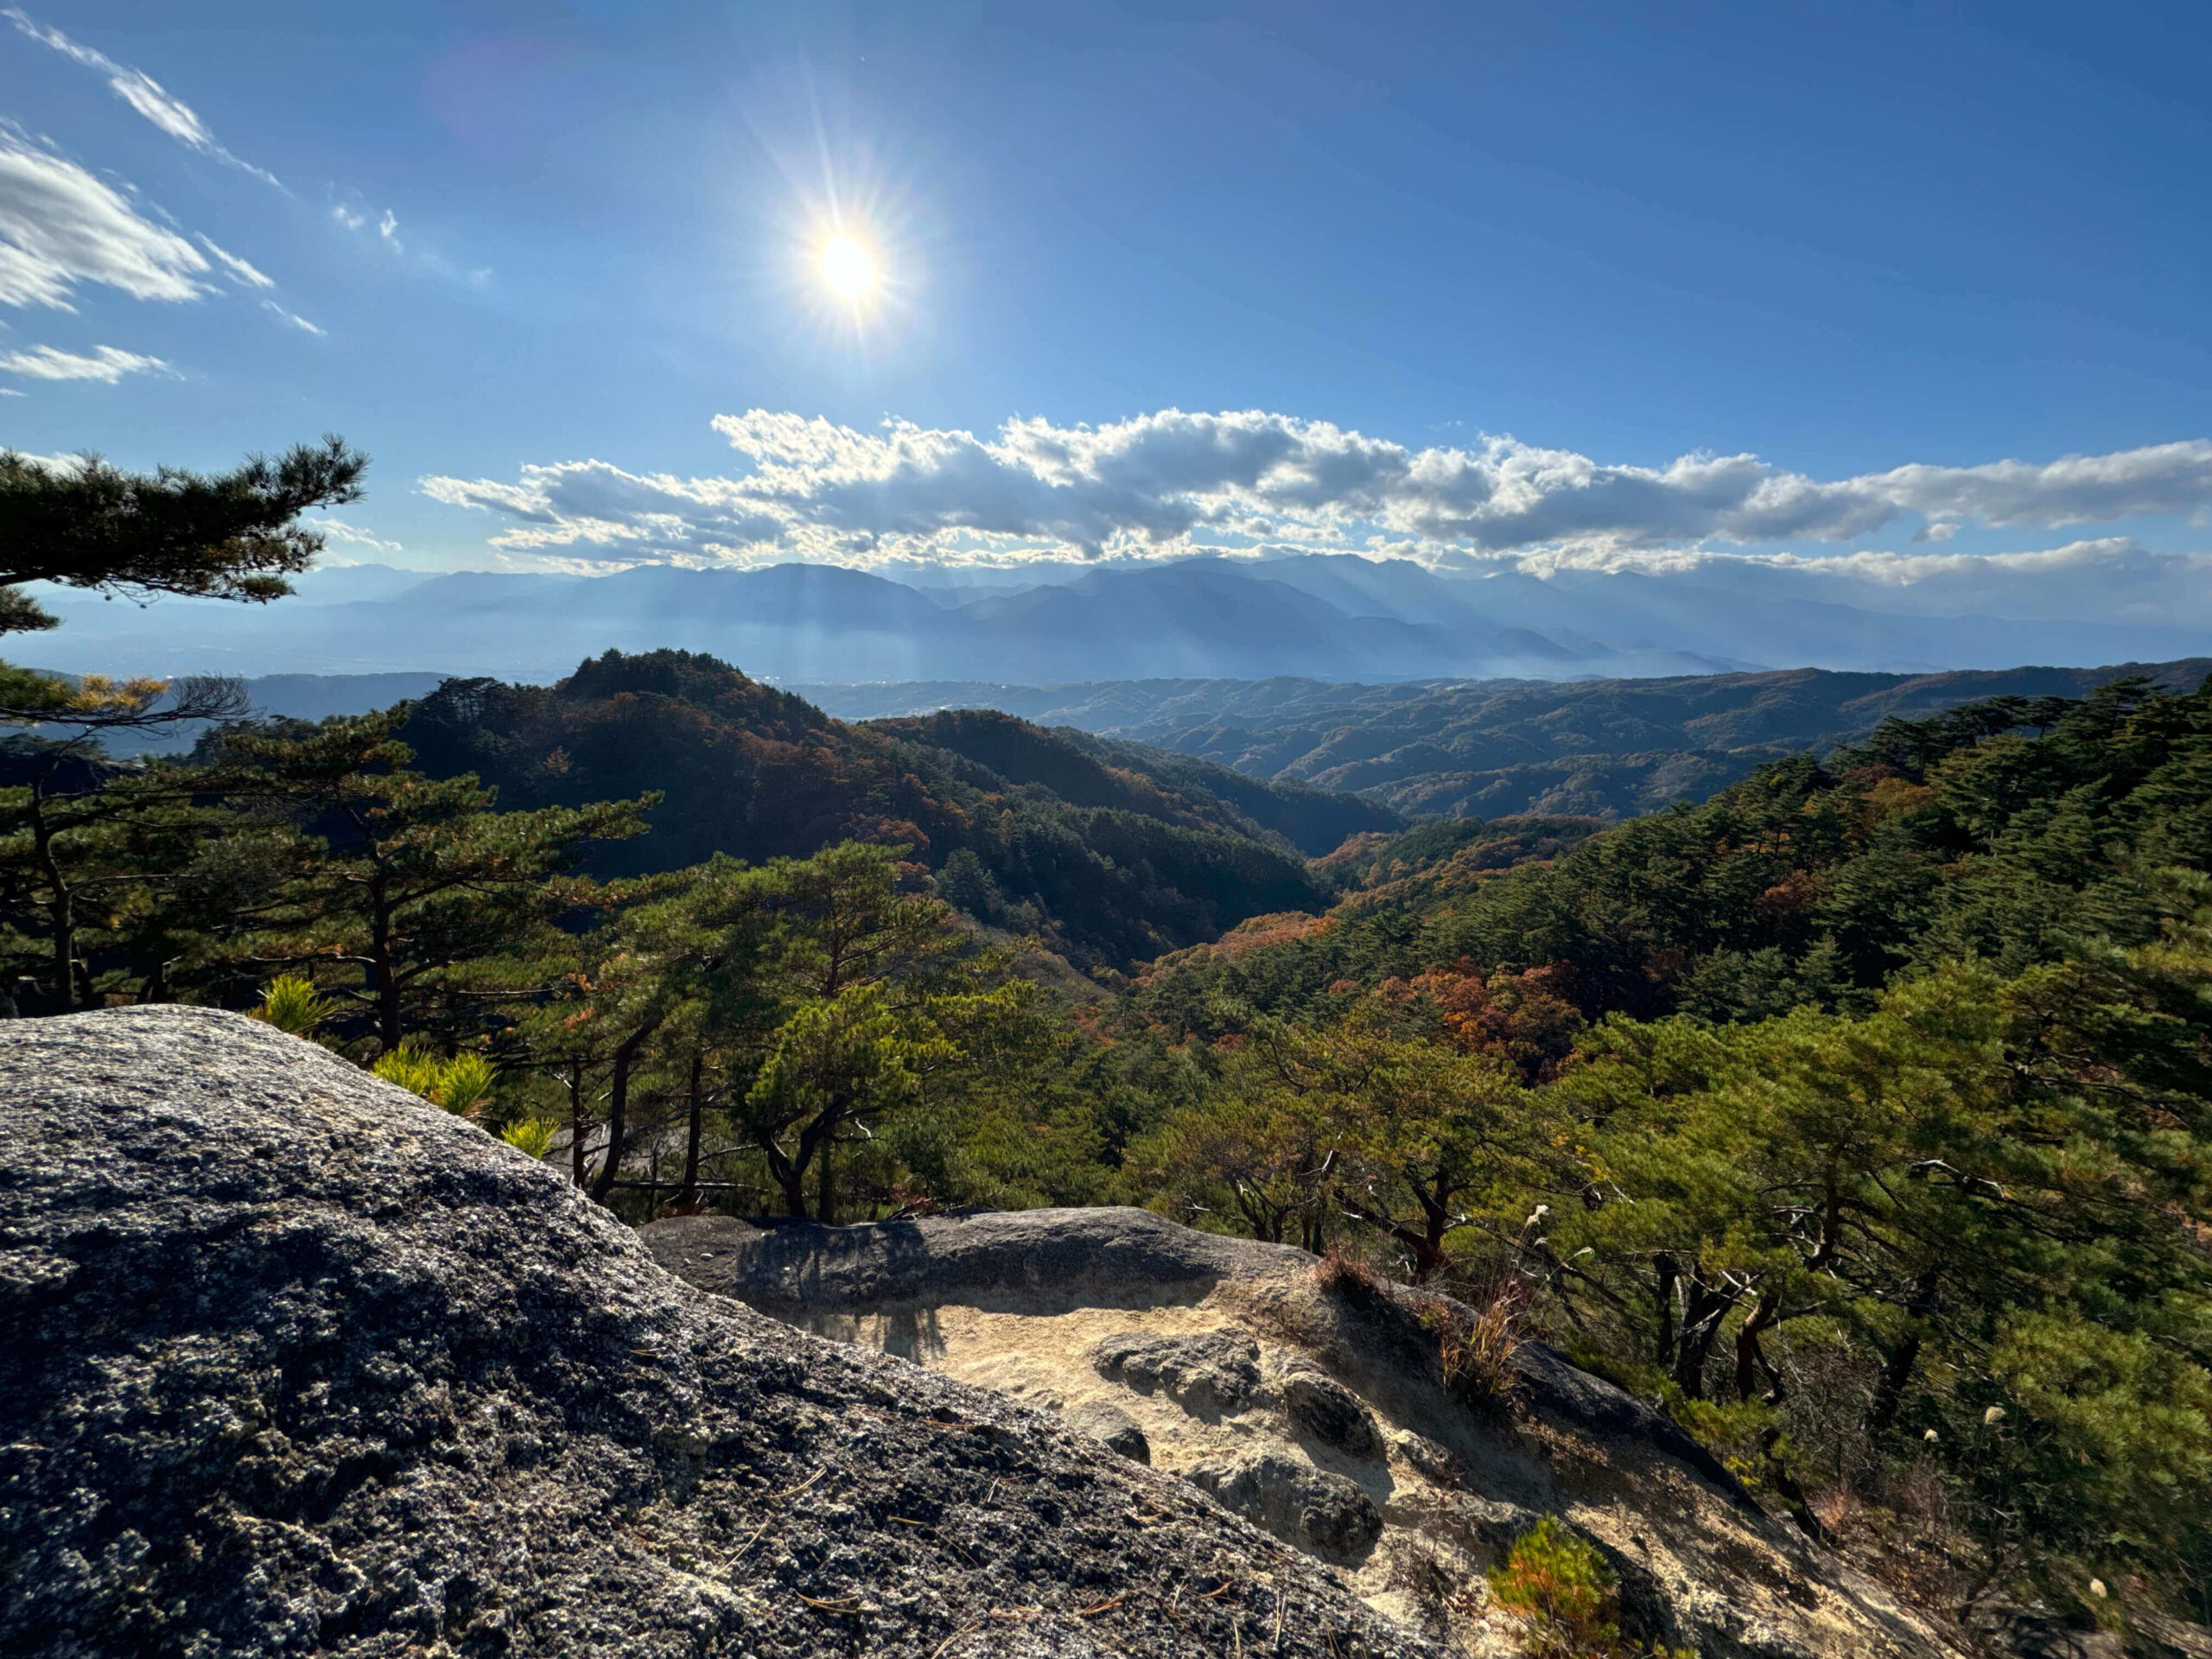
<box><xmin>29</xmin><ymin>552</ymin><xmax>2207</xmax><ymax>684</ymax></box>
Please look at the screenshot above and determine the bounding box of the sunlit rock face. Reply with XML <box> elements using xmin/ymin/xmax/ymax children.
<box><xmin>0</xmin><ymin>1007</ymin><xmax>1442</xmax><ymax>1659</ymax></box>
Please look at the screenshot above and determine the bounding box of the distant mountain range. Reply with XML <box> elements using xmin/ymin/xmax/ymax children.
<box><xmin>800</xmin><ymin>659</ymin><xmax>2212</xmax><ymax>819</ymax></box>
<box><xmin>25</xmin><ymin>551</ymin><xmax>2211</xmax><ymax>685</ymax></box>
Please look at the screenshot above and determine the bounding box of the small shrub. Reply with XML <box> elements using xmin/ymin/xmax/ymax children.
<box><xmin>1486</xmin><ymin>1517</ymin><xmax>1694</xmax><ymax>1659</ymax></box>
<box><xmin>370</xmin><ymin>1041</ymin><xmax>497</xmax><ymax>1116</ymax></box>
<box><xmin>1317</xmin><ymin>1249</ymin><xmax>1527</xmax><ymax>1412</ymax></box>
<box><xmin>1488</xmin><ymin>1516</ymin><xmax>1621</xmax><ymax>1656</ymax></box>
<box><xmin>501</xmin><ymin>1117</ymin><xmax>556</xmax><ymax>1159</ymax></box>
<box><xmin>251</xmin><ymin>975</ymin><xmax>334</xmax><ymax>1037</ymax></box>
<box><xmin>371</xmin><ymin>1039</ymin><xmax>442</xmax><ymax>1097</ymax></box>
<box><xmin>436</xmin><ymin>1052</ymin><xmax>497</xmax><ymax>1116</ymax></box>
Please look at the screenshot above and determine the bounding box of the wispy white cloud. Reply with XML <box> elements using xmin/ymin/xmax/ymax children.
<box><xmin>261</xmin><ymin>298</ymin><xmax>322</xmax><ymax>334</ymax></box>
<box><xmin>0</xmin><ymin>129</ymin><xmax>210</xmax><ymax>308</ymax></box>
<box><xmin>331</xmin><ymin>194</ymin><xmax>466</xmax><ymax>280</ymax></box>
<box><xmin>3</xmin><ymin>8</ymin><xmax>281</xmax><ymax>187</ymax></box>
<box><xmin>0</xmin><ymin>129</ymin><xmax>315</xmax><ymax>330</ymax></box>
<box><xmin>422</xmin><ymin>460</ymin><xmax>788</xmax><ymax>560</ymax></box>
<box><xmin>423</xmin><ymin>409</ymin><xmax>2212</xmax><ymax>588</ymax></box>
<box><xmin>330</xmin><ymin>196</ymin><xmax>403</xmax><ymax>250</ymax></box>
<box><xmin>196</xmin><ymin>234</ymin><xmax>270</xmax><ymax>288</ymax></box>
<box><xmin>0</xmin><ymin>341</ymin><xmax>171</xmax><ymax>382</ymax></box>
<box><xmin>311</xmin><ymin>518</ymin><xmax>403</xmax><ymax>557</ymax></box>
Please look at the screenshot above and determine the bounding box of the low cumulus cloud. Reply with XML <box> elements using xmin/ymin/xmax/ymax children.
<box><xmin>421</xmin><ymin>461</ymin><xmax>788</xmax><ymax>559</ymax></box>
<box><xmin>0</xmin><ymin>341</ymin><xmax>171</xmax><ymax>382</ymax></box>
<box><xmin>0</xmin><ymin>127</ymin><xmax>211</xmax><ymax>308</ymax></box>
<box><xmin>423</xmin><ymin>410</ymin><xmax>2212</xmax><ymax>600</ymax></box>
<box><xmin>3</xmin><ymin>8</ymin><xmax>282</xmax><ymax>187</ymax></box>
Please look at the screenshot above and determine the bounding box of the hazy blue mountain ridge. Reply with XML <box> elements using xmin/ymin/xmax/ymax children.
<box><xmin>25</xmin><ymin>553</ymin><xmax>2207</xmax><ymax>685</ymax></box>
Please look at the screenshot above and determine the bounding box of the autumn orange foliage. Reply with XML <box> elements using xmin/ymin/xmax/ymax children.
<box><xmin>1384</xmin><ymin>958</ymin><xmax>1585</xmax><ymax>1084</ymax></box>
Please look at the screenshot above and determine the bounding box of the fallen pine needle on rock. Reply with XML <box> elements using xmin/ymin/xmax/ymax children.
<box><xmin>773</xmin><ymin>1467</ymin><xmax>825</xmax><ymax>1501</ymax></box>
<box><xmin>722</xmin><ymin>1516</ymin><xmax>774</xmax><ymax>1567</ymax></box>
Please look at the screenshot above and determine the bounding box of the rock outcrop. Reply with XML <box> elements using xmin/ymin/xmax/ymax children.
<box><xmin>0</xmin><ymin>1007</ymin><xmax>1445</xmax><ymax>1658</ymax></box>
<box><xmin>646</xmin><ymin>1207</ymin><xmax>1969</xmax><ymax>1659</ymax></box>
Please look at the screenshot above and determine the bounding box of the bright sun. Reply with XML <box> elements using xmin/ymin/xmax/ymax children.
<box><xmin>819</xmin><ymin>233</ymin><xmax>877</xmax><ymax>302</ymax></box>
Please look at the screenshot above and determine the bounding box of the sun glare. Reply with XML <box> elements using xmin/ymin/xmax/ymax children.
<box><xmin>819</xmin><ymin>232</ymin><xmax>877</xmax><ymax>302</ymax></box>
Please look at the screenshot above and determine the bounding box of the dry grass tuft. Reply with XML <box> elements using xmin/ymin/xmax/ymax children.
<box><xmin>1414</xmin><ymin>1278</ymin><xmax>1528</xmax><ymax>1419</ymax></box>
<box><xmin>1313</xmin><ymin>1244</ymin><xmax>1395</xmax><ymax>1317</ymax></box>
<box><xmin>1316</xmin><ymin>1247</ymin><xmax>1529</xmax><ymax>1419</ymax></box>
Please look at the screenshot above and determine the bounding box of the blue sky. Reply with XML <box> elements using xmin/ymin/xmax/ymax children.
<box><xmin>3</xmin><ymin>1</ymin><xmax>2210</xmax><ymax>625</ymax></box>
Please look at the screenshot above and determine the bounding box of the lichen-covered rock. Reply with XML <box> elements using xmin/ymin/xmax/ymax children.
<box><xmin>1389</xmin><ymin>1428</ymin><xmax>1460</xmax><ymax>1488</ymax></box>
<box><xmin>0</xmin><ymin>1008</ymin><xmax>1444</xmax><ymax>1659</ymax></box>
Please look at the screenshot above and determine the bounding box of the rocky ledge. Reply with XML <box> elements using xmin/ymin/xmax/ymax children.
<box><xmin>0</xmin><ymin>1007</ymin><xmax>1442</xmax><ymax>1658</ymax></box>
<box><xmin>646</xmin><ymin>1208</ymin><xmax>1967</xmax><ymax>1659</ymax></box>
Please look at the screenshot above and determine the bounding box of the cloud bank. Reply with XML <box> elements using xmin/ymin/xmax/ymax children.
<box><xmin>423</xmin><ymin>410</ymin><xmax>2212</xmax><ymax>621</ymax></box>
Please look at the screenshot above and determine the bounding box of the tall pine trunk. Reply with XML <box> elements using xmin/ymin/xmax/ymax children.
<box><xmin>1867</xmin><ymin>1268</ymin><xmax>1942</xmax><ymax>1433</ymax></box>
<box><xmin>677</xmin><ymin>1053</ymin><xmax>704</xmax><ymax>1209</ymax></box>
<box><xmin>567</xmin><ymin>1062</ymin><xmax>589</xmax><ymax>1187</ymax></box>
<box><xmin>29</xmin><ymin>791</ymin><xmax>76</xmax><ymax>1011</ymax></box>
<box><xmin>588</xmin><ymin>1026</ymin><xmax>652</xmax><ymax>1203</ymax></box>
<box><xmin>370</xmin><ymin>876</ymin><xmax>402</xmax><ymax>1053</ymax></box>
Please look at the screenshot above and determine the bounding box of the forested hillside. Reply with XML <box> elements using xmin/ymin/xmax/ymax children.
<box><xmin>1133</xmin><ymin>673</ymin><xmax>2212</xmax><ymax>1026</ymax></box>
<box><xmin>390</xmin><ymin>649</ymin><xmax>1400</xmax><ymax>968</ymax></box>
<box><xmin>1097</xmin><ymin>672</ymin><xmax>2212</xmax><ymax>1620</ymax></box>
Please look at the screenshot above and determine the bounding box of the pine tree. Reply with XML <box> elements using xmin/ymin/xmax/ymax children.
<box><xmin>217</xmin><ymin>712</ymin><xmax>652</xmax><ymax>1052</ymax></box>
<box><xmin>0</xmin><ymin>438</ymin><xmax>365</xmax><ymax>635</ymax></box>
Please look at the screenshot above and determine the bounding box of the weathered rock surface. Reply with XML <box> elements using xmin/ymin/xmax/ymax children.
<box><xmin>647</xmin><ymin>1207</ymin><xmax>1970</xmax><ymax>1659</ymax></box>
<box><xmin>650</xmin><ymin>1208</ymin><xmax>1739</xmax><ymax>1497</ymax></box>
<box><xmin>1275</xmin><ymin>1357</ymin><xmax>1383</xmax><ymax>1459</ymax></box>
<box><xmin>1065</xmin><ymin>1400</ymin><xmax>1150</xmax><ymax>1464</ymax></box>
<box><xmin>1092</xmin><ymin>1328</ymin><xmax>1263</xmax><ymax>1415</ymax></box>
<box><xmin>0</xmin><ymin>1008</ymin><xmax>1444</xmax><ymax>1659</ymax></box>
<box><xmin>1187</xmin><ymin>1450</ymin><xmax>1385</xmax><ymax>1562</ymax></box>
